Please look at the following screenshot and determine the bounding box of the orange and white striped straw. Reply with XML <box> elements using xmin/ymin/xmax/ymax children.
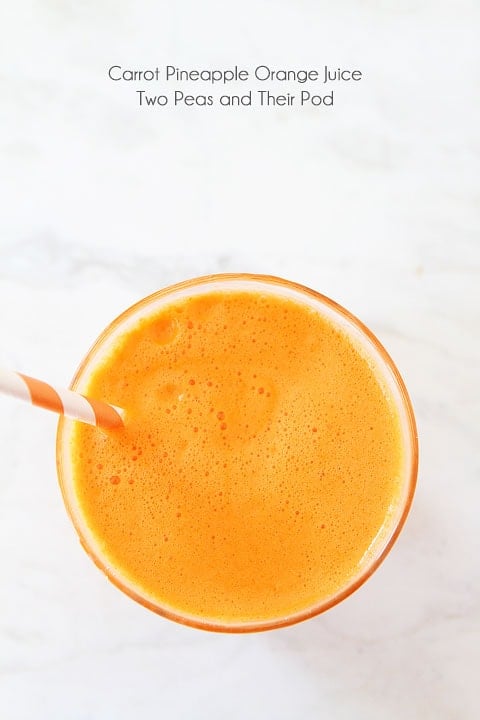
<box><xmin>0</xmin><ymin>368</ymin><xmax>124</xmax><ymax>429</ymax></box>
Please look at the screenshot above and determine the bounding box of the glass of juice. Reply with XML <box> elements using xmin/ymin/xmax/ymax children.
<box><xmin>56</xmin><ymin>274</ymin><xmax>418</xmax><ymax>632</ymax></box>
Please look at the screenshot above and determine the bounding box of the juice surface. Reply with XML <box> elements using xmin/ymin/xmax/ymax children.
<box><xmin>69</xmin><ymin>289</ymin><xmax>405</xmax><ymax>625</ymax></box>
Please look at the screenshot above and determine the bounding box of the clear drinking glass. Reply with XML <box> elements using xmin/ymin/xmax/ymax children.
<box><xmin>57</xmin><ymin>274</ymin><xmax>418</xmax><ymax>632</ymax></box>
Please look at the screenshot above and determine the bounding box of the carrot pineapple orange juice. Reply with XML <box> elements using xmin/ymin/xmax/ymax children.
<box><xmin>57</xmin><ymin>275</ymin><xmax>417</xmax><ymax>631</ymax></box>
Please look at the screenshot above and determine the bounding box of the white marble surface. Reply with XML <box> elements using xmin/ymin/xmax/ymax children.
<box><xmin>1</xmin><ymin>1</ymin><xmax>479</xmax><ymax>718</ymax></box>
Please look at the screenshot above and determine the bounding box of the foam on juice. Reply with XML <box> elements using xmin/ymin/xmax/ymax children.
<box><xmin>68</xmin><ymin>289</ymin><xmax>406</xmax><ymax>624</ymax></box>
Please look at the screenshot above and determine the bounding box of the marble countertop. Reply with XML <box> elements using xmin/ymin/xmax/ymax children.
<box><xmin>1</xmin><ymin>2</ymin><xmax>479</xmax><ymax>719</ymax></box>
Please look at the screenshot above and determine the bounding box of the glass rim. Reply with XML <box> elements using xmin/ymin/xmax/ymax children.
<box><xmin>56</xmin><ymin>273</ymin><xmax>418</xmax><ymax>633</ymax></box>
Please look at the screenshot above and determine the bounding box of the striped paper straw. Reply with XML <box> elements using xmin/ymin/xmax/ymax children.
<box><xmin>0</xmin><ymin>368</ymin><xmax>124</xmax><ymax>429</ymax></box>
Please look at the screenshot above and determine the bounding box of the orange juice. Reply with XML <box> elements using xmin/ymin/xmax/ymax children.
<box><xmin>57</xmin><ymin>275</ymin><xmax>417</xmax><ymax>631</ymax></box>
